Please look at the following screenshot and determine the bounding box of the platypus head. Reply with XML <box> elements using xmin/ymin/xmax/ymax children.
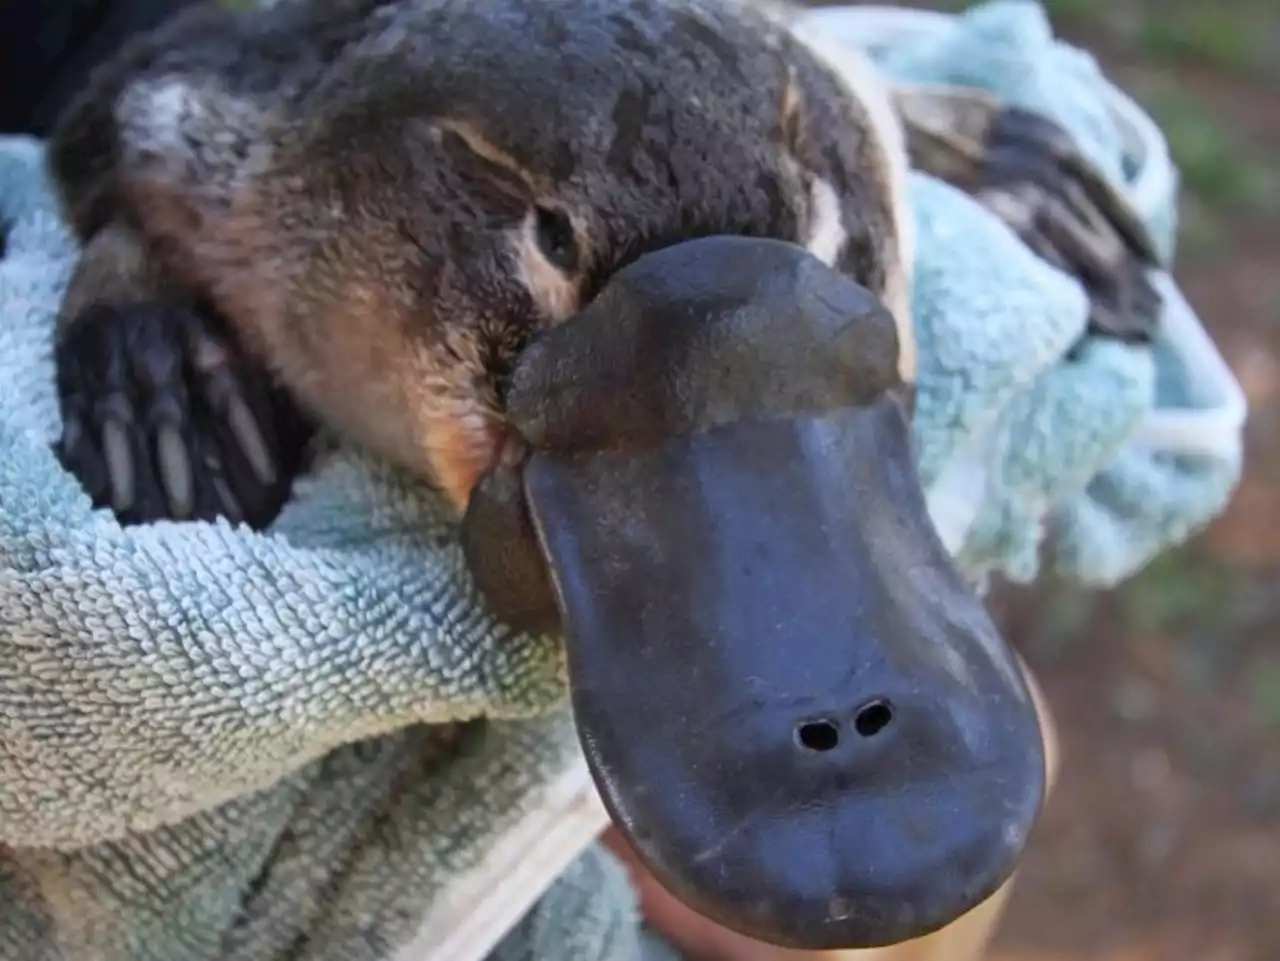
<box><xmin>463</xmin><ymin>236</ymin><xmax>1046</xmax><ymax>950</ymax></box>
<box><xmin>105</xmin><ymin>0</ymin><xmax>1040</xmax><ymax>942</ymax></box>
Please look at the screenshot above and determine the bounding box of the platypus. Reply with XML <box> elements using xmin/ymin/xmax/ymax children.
<box><xmin>45</xmin><ymin>0</ymin><xmax>1050</xmax><ymax>950</ymax></box>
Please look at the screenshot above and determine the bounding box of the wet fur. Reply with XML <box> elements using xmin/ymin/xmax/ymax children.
<box><xmin>48</xmin><ymin>0</ymin><xmax>910</xmax><ymax>518</ymax></box>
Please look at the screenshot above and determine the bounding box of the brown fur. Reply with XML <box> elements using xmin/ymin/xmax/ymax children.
<box><xmin>48</xmin><ymin>0</ymin><xmax>909</xmax><ymax>512</ymax></box>
<box><xmin>57</xmin><ymin>226</ymin><xmax>162</xmax><ymax>333</ymax></box>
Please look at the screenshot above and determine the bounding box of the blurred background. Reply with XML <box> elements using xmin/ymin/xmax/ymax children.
<box><xmin>813</xmin><ymin>2</ymin><xmax>1279</xmax><ymax>959</ymax></box>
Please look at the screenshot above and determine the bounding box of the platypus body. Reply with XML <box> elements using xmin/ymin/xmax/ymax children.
<box><xmin>49</xmin><ymin>0</ymin><xmax>914</xmax><ymax>525</ymax></box>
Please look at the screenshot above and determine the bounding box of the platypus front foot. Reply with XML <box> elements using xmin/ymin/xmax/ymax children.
<box><xmin>55</xmin><ymin>298</ymin><xmax>311</xmax><ymax>528</ymax></box>
<box><xmin>893</xmin><ymin>84</ymin><xmax>1163</xmax><ymax>344</ymax></box>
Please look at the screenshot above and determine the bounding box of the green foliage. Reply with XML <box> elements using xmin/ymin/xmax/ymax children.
<box><xmin>1251</xmin><ymin>661</ymin><xmax>1280</xmax><ymax>729</ymax></box>
<box><xmin>1148</xmin><ymin>93</ymin><xmax>1270</xmax><ymax>210</ymax></box>
<box><xmin>1114</xmin><ymin>550</ymin><xmax>1241</xmax><ymax>637</ymax></box>
<box><xmin>1136</xmin><ymin>8</ymin><xmax>1266</xmax><ymax>74</ymax></box>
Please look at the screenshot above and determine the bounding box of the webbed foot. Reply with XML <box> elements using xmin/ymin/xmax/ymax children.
<box><xmin>894</xmin><ymin>83</ymin><xmax>1163</xmax><ymax>343</ymax></box>
<box><xmin>55</xmin><ymin>299</ymin><xmax>313</xmax><ymax>528</ymax></box>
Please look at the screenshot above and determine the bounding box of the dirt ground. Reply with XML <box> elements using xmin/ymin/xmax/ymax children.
<box><xmin>857</xmin><ymin>3</ymin><xmax>1280</xmax><ymax>960</ymax></box>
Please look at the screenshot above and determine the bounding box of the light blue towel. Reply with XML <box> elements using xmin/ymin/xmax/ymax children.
<box><xmin>905</xmin><ymin>171</ymin><xmax>1156</xmax><ymax>582</ymax></box>
<box><xmin>1</xmin><ymin>137</ymin><xmax>653</xmax><ymax>961</ymax></box>
<box><xmin>0</xmin><ymin>6</ymin><xmax>1245</xmax><ymax>956</ymax></box>
<box><xmin>1051</xmin><ymin>274</ymin><xmax>1246</xmax><ymax>585</ymax></box>
<box><xmin>844</xmin><ymin>0</ymin><xmax>1245</xmax><ymax>585</ymax></box>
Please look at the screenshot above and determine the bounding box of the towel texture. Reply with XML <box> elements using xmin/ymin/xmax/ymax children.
<box><xmin>0</xmin><ymin>4</ymin><xmax>1244</xmax><ymax>959</ymax></box>
<box><xmin>834</xmin><ymin>0</ymin><xmax>1245</xmax><ymax>584</ymax></box>
<box><xmin>0</xmin><ymin>138</ymin><xmax>644</xmax><ymax>961</ymax></box>
<box><xmin>1051</xmin><ymin>276</ymin><xmax>1246</xmax><ymax>584</ymax></box>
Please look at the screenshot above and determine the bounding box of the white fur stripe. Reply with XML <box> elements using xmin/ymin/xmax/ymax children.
<box><xmin>784</xmin><ymin>21</ymin><xmax>918</xmax><ymax>384</ymax></box>
<box><xmin>804</xmin><ymin>176</ymin><xmax>847</xmax><ymax>268</ymax></box>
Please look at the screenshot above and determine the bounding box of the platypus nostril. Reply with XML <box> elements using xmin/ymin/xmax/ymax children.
<box><xmin>854</xmin><ymin>699</ymin><xmax>894</xmax><ymax>738</ymax></box>
<box><xmin>795</xmin><ymin>719</ymin><xmax>840</xmax><ymax>752</ymax></box>
<box><xmin>795</xmin><ymin>700</ymin><xmax>894</xmax><ymax>753</ymax></box>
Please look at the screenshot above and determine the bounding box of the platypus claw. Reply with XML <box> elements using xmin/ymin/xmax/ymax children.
<box><xmin>894</xmin><ymin>85</ymin><xmax>1163</xmax><ymax>345</ymax></box>
<box><xmin>55</xmin><ymin>299</ymin><xmax>311</xmax><ymax>528</ymax></box>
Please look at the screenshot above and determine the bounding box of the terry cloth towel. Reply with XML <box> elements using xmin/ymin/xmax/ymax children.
<box><xmin>0</xmin><ymin>139</ymin><xmax>656</xmax><ymax>961</ymax></box>
<box><xmin>0</xmin><ymin>11</ymin><xmax>1245</xmax><ymax>959</ymax></box>
<box><xmin>796</xmin><ymin>0</ymin><xmax>1246</xmax><ymax>585</ymax></box>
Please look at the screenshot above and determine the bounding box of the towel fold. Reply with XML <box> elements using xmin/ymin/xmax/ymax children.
<box><xmin>2</xmin><ymin>135</ymin><xmax>638</xmax><ymax>961</ymax></box>
<box><xmin>802</xmin><ymin>0</ymin><xmax>1245</xmax><ymax>585</ymax></box>
<box><xmin>0</xmin><ymin>4</ymin><xmax>1245</xmax><ymax>958</ymax></box>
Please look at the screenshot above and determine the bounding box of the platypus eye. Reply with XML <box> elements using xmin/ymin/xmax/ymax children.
<box><xmin>534</xmin><ymin>205</ymin><xmax>580</xmax><ymax>272</ymax></box>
